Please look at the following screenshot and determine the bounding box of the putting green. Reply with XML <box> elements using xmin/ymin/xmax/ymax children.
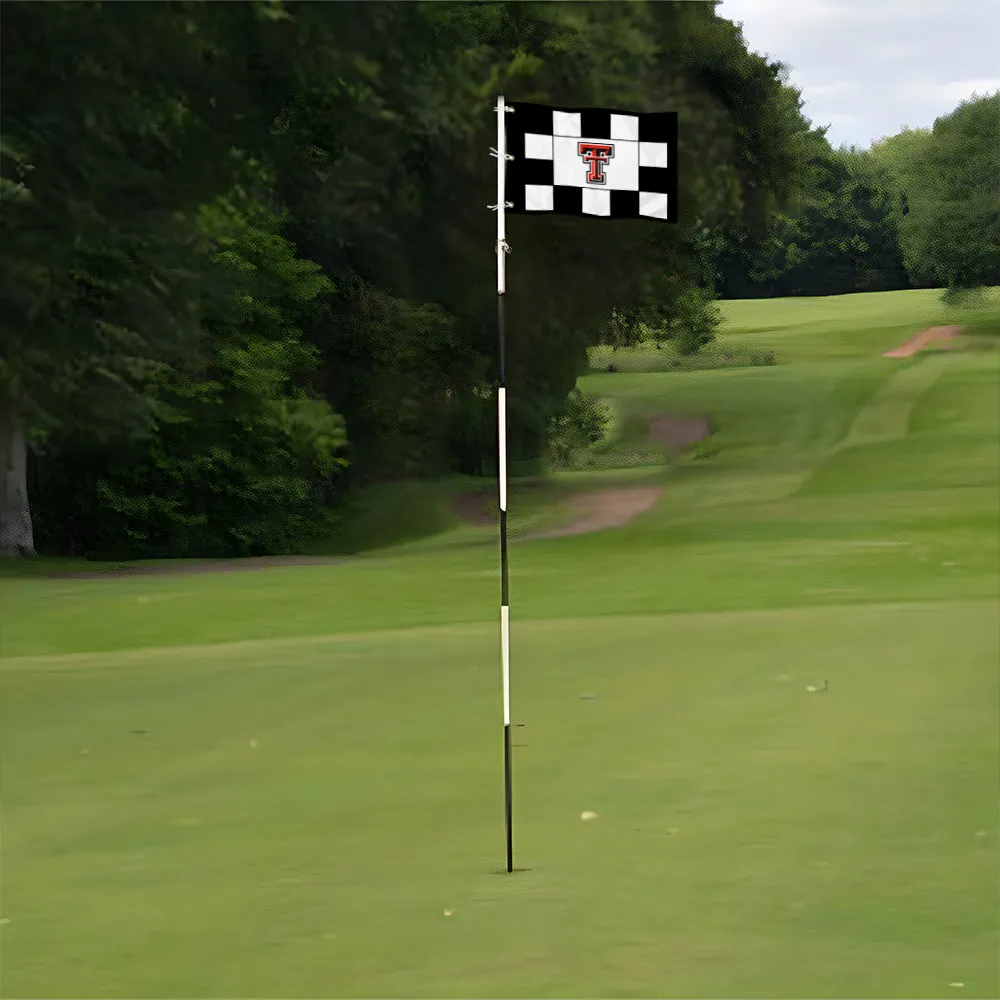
<box><xmin>1</xmin><ymin>289</ymin><xmax>998</xmax><ymax>998</ymax></box>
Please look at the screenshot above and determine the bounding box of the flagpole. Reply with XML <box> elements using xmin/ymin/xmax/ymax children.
<box><xmin>493</xmin><ymin>94</ymin><xmax>513</xmax><ymax>874</ymax></box>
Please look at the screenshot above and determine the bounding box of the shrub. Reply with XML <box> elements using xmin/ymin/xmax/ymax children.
<box><xmin>674</xmin><ymin>286</ymin><xmax>722</xmax><ymax>355</ymax></box>
<box><xmin>546</xmin><ymin>390</ymin><xmax>611</xmax><ymax>468</ymax></box>
<box><xmin>602</xmin><ymin>308</ymin><xmax>644</xmax><ymax>351</ymax></box>
<box><xmin>690</xmin><ymin>438</ymin><xmax>719</xmax><ymax>461</ymax></box>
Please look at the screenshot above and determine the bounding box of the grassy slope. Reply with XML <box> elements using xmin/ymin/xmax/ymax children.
<box><xmin>1</xmin><ymin>289</ymin><xmax>998</xmax><ymax>998</ymax></box>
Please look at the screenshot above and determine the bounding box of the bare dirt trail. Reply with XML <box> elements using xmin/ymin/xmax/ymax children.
<box><xmin>524</xmin><ymin>486</ymin><xmax>662</xmax><ymax>539</ymax></box>
<box><xmin>883</xmin><ymin>325</ymin><xmax>962</xmax><ymax>358</ymax></box>
<box><xmin>451</xmin><ymin>484</ymin><xmax>663</xmax><ymax>539</ymax></box>
<box><xmin>450</xmin><ymin>492</ymin><xmax>495</xmax><ymax>526</ymax></box>
<box><xmin>451</xmin><ymin>415</ymin><xmax>706</xmax><ymax>539</ymax></box>
<box><xmin>647</xmin><ymin>414</ymin><xmax>711</xmax><ymax>450</ymax></box>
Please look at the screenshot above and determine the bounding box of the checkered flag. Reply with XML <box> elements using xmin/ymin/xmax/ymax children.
<box><xmin>505</xmin><ymin>102</ymin><xmax>678</xmax><ymax>222</ymax></box>
<box><xmin>488</xmin><ymin>95</ymin><xmax>680</xmax><ymax>875</ymax></box>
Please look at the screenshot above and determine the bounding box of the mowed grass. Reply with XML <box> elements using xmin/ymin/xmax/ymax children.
<box><xmin>1</xmin><ymin>289</ymin><xmax>999</xmax><ymax>998</ymax></box>
<box><xmin>588</xmin><ymin>286</ymin><xmax>1000</xmax><ymax>375</ymax></box>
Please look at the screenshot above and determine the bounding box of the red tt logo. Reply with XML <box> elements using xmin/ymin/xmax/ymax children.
<box><xmin>578</xmin><ymin>142</ymin><xmax>615</xmax><ymax>184</ymax></box>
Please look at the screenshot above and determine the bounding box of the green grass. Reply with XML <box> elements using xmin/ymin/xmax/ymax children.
<box><xmin>2</xmin><ymin>288</ymin><xmax>998</xmax><ymax>998</ymax></box>
<box><xmin>588</xmin><ymin>286</ymin><xmax>1000</xmax><ymax>375</ymax></box>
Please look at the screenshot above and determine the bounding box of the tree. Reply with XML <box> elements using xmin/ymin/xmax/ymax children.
<box><xmin>261</xmin><ymin>0</ymin><xmax>820</xmax><ymax>468</ymax></box>
<box><xmin>5</xmin><ymin>0</ymin><xmax>824</xmax><ymax>556</ymax></box>
<box><xmin>836</xmin><ymin>148</ymin><xmax>911</xmax><ymax>293</ymax></box>
<box><xmin>602</xmin><ymin>310</ymin><xmax>645</xmax><ymax>352</ymax></box>
<box><xmin>0</xmin><ymin>0</ymin><xmax>306</xmax><ymax>555</ymax></box>
<box><xmin>869</xmin><ymin>125</ymin><xmax>933</xmax><ymax>202</ymax></box>
<box><xmin>33</xmin><ymin>215</ymin><xmax>348</xmax><ymax>559</ymax></box>
<box><xmin>0</xmin><ymin>4</ymin><xmax>231</xmax><ymax>552</ymax></box>
<box><xmin>715</xmin><ymin>134</ymin><xmax>913</xmax><ymax>299</ymax></box>
<box><xmin>888</xmin><ymin>93</ymin><xmax>1000</xmax><ymax>294</ymax></box>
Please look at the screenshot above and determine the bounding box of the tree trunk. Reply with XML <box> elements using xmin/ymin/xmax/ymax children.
<box><xmin>0</xmin><ymin>383</ymin><xmax>35</xmax><ymax>557</ymax></box>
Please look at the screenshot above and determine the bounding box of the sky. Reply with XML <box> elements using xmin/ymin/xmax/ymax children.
<box><xmin>716</xmin><ymin>0</ymin><xmax>1000</xmax><ymax>149</ymax></box>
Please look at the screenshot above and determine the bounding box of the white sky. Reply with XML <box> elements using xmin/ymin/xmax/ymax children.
<box><xmin>716</xmin><ymin>0</ymin><xmax>1000</xmax><ymax>148</ymax></box>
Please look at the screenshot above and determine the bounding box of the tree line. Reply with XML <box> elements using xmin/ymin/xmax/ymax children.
<box><xmin>714</xmin><ymin>91</ymin><xmax>1000</xmax><ymax>300</ymax></box>
<box><xmin>2</xmin><ymin>2</ymin><xmax>995</xmax><ymax>561</ymax></box>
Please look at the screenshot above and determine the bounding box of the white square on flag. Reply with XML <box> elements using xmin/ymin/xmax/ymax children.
<box><xmin>524</xmin><ymin>133</ymin><xmax>553</xmax><ymax>160</ymax></box>
<box><xmin>524</xmin><ymin>184</ymin><xmax>554</xmax><ymax>211</ymax></box>
<box><xmin>639</xmin><ymin>141</ymin><xmax>668</xmax><ymax>169</ymax></box>
<box><xmin>610</xmin><ymin>114</ymin><xmax>640</xmax><ymax>141</ymax></box>
<box><xmin>581</xmin><ymin>188</ymin><xmax>611</xmax><ymax>216</ymax></box>
<box><xmin>639</xmin><ymin>191</ymin><xmax>670</xmax><ymax>220</ymax></box>
<box><xmin>552</xmin><ymin>111</ymin><xmax>582</xmax><ymax>137</ymax></box>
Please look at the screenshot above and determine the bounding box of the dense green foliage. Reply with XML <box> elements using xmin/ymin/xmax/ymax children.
<box><xmin>545</xmin><ymin>389</ymin><xmax>611</xmax><ymax>468</ymax></box>
<box><xmin>887</xmin><ymin>94</ymin><xmax>1000</xmax><ymax>294</ymax></box>
<box><xmin>716</xmin><ymin>142</ymin><xmax>912</xmax><ymax>298</ymax></box>
<box><xmin>2</xmin><ymin>0</ymin><xmax>823</xmax><ymax>558</ymax></box>
<box><xmin>3</xmin><ymin>1</ymin><xmax>993</xmax><ymax>559</ymax></box>
<box><xmin>716</xmin><ymin>92</ymin><xmax>999</xmax><ymax>301</ymax></box>
<box><xmin>33</xmin><ymin>219</ymin><xmax>347</xmax><ymax>557</ymax></box>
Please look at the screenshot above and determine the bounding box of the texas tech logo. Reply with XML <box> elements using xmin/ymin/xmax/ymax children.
<box><xmin>578</xmin><ymin>142</ymin><xmax>614</xmax><ymax>184</ymax></box>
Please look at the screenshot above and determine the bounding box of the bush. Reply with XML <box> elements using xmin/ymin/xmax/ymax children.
<box><xmin>690</xmin><ymin>438</ymin><xmax>719</xmax><ymax>461</ymax></box>
<box><xmin>587</xmin><ymin>342</ymin><xmax>778</xmax><ymax>374</ymax></box>
<box><xmin>31</xmin><ymin>224</ymin><xmax>349</xmax><ymax>560</ymax></box>
<box><xmin>674</xmin><ymin>286</ymin><xmax>722</xmax><ymax>355</ymax></box>
<box><xmin>601</xmin><ymin>308</ymin><xmax>644</xmax><ymax>351</ymax></box>
<box><xmin>546</xmin><ymin>390</ymin><xmax>611</xmax><ymax>468</ymax></box>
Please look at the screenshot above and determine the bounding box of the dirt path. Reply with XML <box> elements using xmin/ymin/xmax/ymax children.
<box><xmin>450</xmin><ymin>492</ymin><xmax>494</xmax><ymax>526</ymax></box>
<box><xmin>451</xmin><ymin>484</ymin><xmax>663</xmax><ymax>540</ymax></box>
<box><xmin>883</xmin><ymin>325</ymin><xmax>962</xmax><ymax>358</ymax></box>
<box><xmin>525</xmin><ymin>486</ymin><xmax>662</xmax><ymax>539</ymax></box>
<box><xmin>648</xmin><ymin>414</ymin><xmax>711</xmax><ymax>450</ymax></box>
<box><xmin>448</xmin><ymin>413</ymin><xmax>705</xmax><ymax>541</ymax></box>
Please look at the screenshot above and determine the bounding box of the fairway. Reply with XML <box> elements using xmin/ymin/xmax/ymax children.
<box><xmin>2</xmin><ymin>290</ymin><xmax>998</xmax><ymax>998</ymax></box>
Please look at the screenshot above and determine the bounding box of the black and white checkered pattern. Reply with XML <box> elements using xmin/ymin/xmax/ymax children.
<box><xmin>505</xmin><ymin>102</ymin><xmax>678</xmax><ymax>222</ymax></box>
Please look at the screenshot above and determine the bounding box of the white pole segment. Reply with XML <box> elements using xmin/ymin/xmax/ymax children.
<box><xmin>497</xmin><ymin>387</ymin><xmax>507</xmax><ymax>511</ymax></box>
<box><xmin>501</xmin><ymin>604</ymin><xmax>511</xmax><ymax>725</ymax></box>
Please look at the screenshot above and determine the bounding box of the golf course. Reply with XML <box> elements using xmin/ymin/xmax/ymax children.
<box><xmin>2</xmin><ymin>288</ymin><xmax>997</xmax><ymax>998</ymax></box>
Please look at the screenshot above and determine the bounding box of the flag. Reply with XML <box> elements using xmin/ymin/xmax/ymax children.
<box><xmin>505</xmin><ymin>102</ymin><xmax>678</xmax><ymax>222</ymax></box>
<box><xmin>489</xmin><ymin>95</ymin><xmax>680</xmax><ymax>874</ymax></box>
